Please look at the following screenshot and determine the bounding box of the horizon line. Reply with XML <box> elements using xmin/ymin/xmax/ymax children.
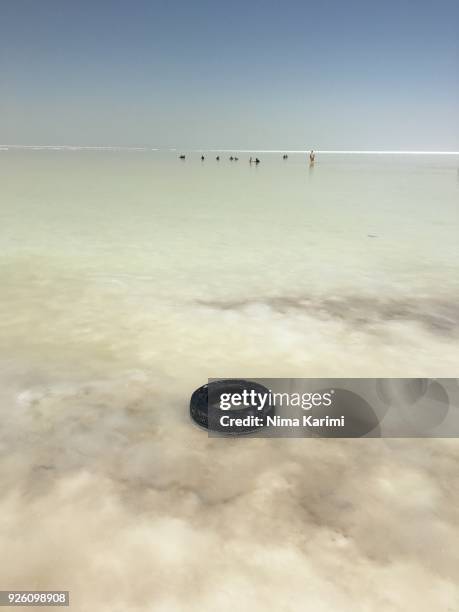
<box><xmin>1</xmin><ymin>145</ymin><xmax>458</xmax><ymax>155</ymax></box>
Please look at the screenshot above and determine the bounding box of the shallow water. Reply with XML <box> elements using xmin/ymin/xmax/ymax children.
<box><xmin>0</xmin><ymin>151</ymin><xmax>458</xmax><ymax>610</ymax></box>
<box><xmin>1</xmin><ymin>151</ymin><xmax>458</xmax><ymax>378</ymax></box>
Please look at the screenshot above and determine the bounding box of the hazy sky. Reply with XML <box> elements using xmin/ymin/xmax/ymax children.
<box><xmin>1</xmin><ymin>0</ymin><xmax>458</xmax><ymax>150</ymax></box>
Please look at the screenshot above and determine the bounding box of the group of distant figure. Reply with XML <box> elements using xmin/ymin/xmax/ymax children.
<box><xmin>178</xmin><ymin>150</ymin><xmax>315</xmax><ymax>166</ymax></box>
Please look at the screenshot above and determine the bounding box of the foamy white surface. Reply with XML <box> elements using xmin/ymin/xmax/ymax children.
<box><xmin>0</xmin><ymin>151</ymin><xmax>458</xmax><ymax>610</ymax></box>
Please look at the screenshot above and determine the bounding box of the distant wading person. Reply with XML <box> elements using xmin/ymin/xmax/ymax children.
<box><xmin>309</xmin><ymin>150</ymin><xmax>315</xmax><ymax>166</ymax></box>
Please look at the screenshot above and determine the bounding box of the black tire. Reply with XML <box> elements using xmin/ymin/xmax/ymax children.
<box><xmin>190</xmin><ymin>379</ymin><xmax>274</xmax><ymax>434</ymax></box>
